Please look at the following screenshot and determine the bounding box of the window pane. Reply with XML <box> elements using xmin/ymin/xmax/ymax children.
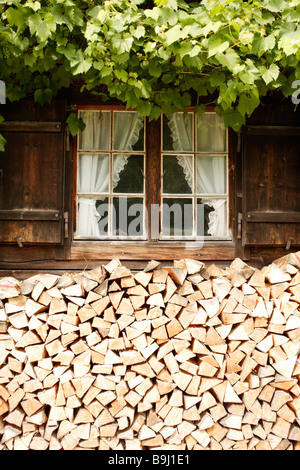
<box><xmin>162</xmin><ymin>115</ymin><xmax>173</xmax><ymax>151</ymax></box>
<box><xmin>77</xmin><ymin>197</ymin><xmax>108</xmax><ymax>238</ymax></box>
<box><xmin>197</xmin><ymin>198</ymin><xmax>227</xmax><ymax>237</ymax></box>
<box><xmin>163</xmin><ymin>155</ymin><xmax>193</xmax><ymax>194</ymax></box>
<box><xmin>162</xmin><ymin>198</ymin><xmax>193</xmax><ymax>237</ymax></box>
<box><xmin>78</xmin><ymin>111</ymin><xmax>111</xmax><ymax>151</ymax></box>
<box><xmin>196</xmin><ymin>155</ymin><xmax>227</xmax><ymax>194</ymax></box>
<box><xmin>96</xmin><ymin>198</ymin><xmax>109</xmax><ymax>236</ymax></box>
<box><xmin>163</xmin><ymin>114</ymin><xmax>193</xmax><ymax>152</ymax></box>
<box><xmin>113</xmin><ymin>155</ymin><xmax>144</xmax><ymax>194</ymax></box>
<box><xmin>113</xmin><ymin>197</ymin><xmax>144</xmax><ymax>237</ymax></box>
<box><xmin>196</xmin><ymin>114</ymin><xmax>226</xmax><ymax>152</ymax></box>
<box><xmin>78</xmin><ymin>154</ymin><xmax>109</xmax><ymax>194</ymax></box>
<box><xmin>113</xmin><ymin>112</ymin><xmax>144</xmax><ymax>151</ymax></box>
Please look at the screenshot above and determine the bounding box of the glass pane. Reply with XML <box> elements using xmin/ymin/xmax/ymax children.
<box><xmin>78</xmin><ymin>111</ymin><xmax>111</xmax><ymax>151</ymax></box>
<box><xmin>113</xmin><ymin>112</ymin><xmax>144</xmax><ymax>151</ymax></box>
<box><xmin>196</xmin><ymin>155</ymin><xmax>227</xmax><ymax>194</ymax></box>
<box><xmin>96</xmin><ymin>198</ymin><xmax>109</xmax><ymax>237</ymax></box>
<box><xmin>163</xmin><ymin>113</ymin><xmax>193</xmax><ymax>152</ymax></box>
<box><xmin>197</xmin><ymin>198</ymin><xmax>227</xmax><ymax>237</ymax></box>
<box><xmin>196</xmin><ymin>113</ymin><xmax>227</xmax><ymax>152</ymax></box>
<box><xmin>78</xmin><ymin>154</ymin><xmax>109</xmax><ymax>194</ymax></box>
<box><xmin>77</xmin><ymin>197</ymin><xmax>108</xmax><ymax>238</ymax></box>
<box><xmin>113</xmin><ymin>197</ymin><xmax>144</xmax><ymax>237</ymax></box>
<box><xmin>162</xmin><ymin>198</ymin><xmax>193</xmax><ymax>237</ymax></box>
<box><xmin>113</xmin><ymin>155</ymin><xmax>144</xmax><ymax>194</ymax></box>
<box><xmin>163</xmin><ymin>155</ymin><xmax>193</xmax><ymax>194</ymax></box>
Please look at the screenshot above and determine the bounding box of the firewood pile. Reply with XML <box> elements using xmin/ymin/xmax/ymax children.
<box><xmin>0</xmin><ymin>253</ymin><xmax>299</xmax><ymax>451</ymax></box>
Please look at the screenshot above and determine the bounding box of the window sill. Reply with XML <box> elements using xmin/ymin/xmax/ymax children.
<box><xmin>70</xmin><ymin>239</ymin><xmax>236</xmax><ymax>261</ymax></box>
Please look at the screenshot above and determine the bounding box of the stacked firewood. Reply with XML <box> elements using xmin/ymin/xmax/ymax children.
<box><xmin>0</xmin><ymin>253</ymin><xmax>299</xmax><ymax>450</ymax></box>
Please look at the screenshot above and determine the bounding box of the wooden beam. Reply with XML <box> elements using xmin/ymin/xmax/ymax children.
<box><xmin>71</xmin><ymin>242</ymin><xmax>236</xmax><ymax>261</ymax></box>
<box><xmin>246</xmin><ymin>125</ymin><xmax>300</xmax><ymax>136</ymax></box>
<box><xmin>0</xmin><ymin>210</ymin><xmax>63</xmax><ymax>221</ymax></box>
<box><xmin>0</xmin><ymin>121</ymin><xmax>62</xmax><ymax>132</ymax></box>
<box><xmin>246</xmin><ymin>212</ymin><xmax>300</xmax><ymax>223</ymax></box>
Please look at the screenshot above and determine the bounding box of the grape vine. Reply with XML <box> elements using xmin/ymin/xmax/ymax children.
<box><xmin>0</xmin><ymin>0</ymin><xmax>300</xmax><ymax>146</ymax></box>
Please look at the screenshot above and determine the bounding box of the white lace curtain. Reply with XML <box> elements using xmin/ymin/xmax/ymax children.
<box><xmin>77</xmin><ymin>154</ymin><xmax>109</xmax><ymax>237</ymax></box>
<box><xmin>167</xmin><ymin>113</ymin><xmax>227</xmax><ymax>237</ymax></box>
<box><xmin>77</xmin><ymin>111</ymin><xmax>144</xmax><ymax>238</ymax></box>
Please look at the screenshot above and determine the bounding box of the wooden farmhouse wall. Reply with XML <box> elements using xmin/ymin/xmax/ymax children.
<box><xmin>0</xmin><ymin>95</ymin><xmax>299</xmax><ymax>276</ymax></box>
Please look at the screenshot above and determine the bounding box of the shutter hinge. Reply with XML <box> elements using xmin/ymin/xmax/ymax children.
<box><xmin>286</xmin><ymin>237</ymin><xmax>293</xmax><ymax>250</ymax></box>
<box><xmin>14</xmin><ymin>236</ymin><xmax>24</xmax><ymax>248</ymax></box>
<box><xmin>64</xmin><ymin>212</ymin><xmax>69</xmax><ymax>239</ymax></box>
<box><xmin>237</xmin><ymin>212</ymin><xmax>243</xmax><ymax>239</ymax></box>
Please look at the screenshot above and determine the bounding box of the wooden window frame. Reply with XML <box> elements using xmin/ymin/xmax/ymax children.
<box><xmin>160</xmin><ymin>111</ymin><xmax>230</xmax><ymax>241</ymax></box>
<box><xmin>75</xmin><ymin>108</ymin><xmax>147</xmax><ymax>240</ymax></box>
<box><xmin>70</xmin><ymin>104</ymin><xmax>236</xmax><ymax>261</ymax></box>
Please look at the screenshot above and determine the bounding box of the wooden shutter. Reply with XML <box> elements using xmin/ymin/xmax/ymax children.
<box><xmin>0</xmin><ymin>100</ymin><xmax>66</xmax><ymax>245</ymax></box>
<box><xmin>242</xmin><ymin>125</ymin><xmax>300</xmax><ymax>247</ymax></box>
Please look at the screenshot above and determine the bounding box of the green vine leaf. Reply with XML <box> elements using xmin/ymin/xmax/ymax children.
<box><xmin>0</xmin><ymin>115</ymin><xmax>6</xmax><ymax>152</ymax></box>
<box><xmin>66</xmin><ymin>113</ymin><xmax>86</xmax><ymax>137</ymax></box>
<box><xmin>0</xmin><ymin>134</ymin><xmax>6</xmax><ymax>152</ymax></box>
<box><xmin>261</xmin><ymin>63</ymin><xmax>280</xmax><ymax>85</ymax></box>
<box><xmin>28</xmin><ymin>12</ymin><xmax>56</xmax><ymax>42</ymax></box>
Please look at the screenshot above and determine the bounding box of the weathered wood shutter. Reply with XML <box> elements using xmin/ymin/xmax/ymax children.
<box><xmin>242</xmin><ymin>125</ymin><xmax>300</xmax><ymax>247</ymax></box>
<box><xmin>0</xmin><ymin>100</ymin><xmax>66</xmax><ymax>245</ymax></box>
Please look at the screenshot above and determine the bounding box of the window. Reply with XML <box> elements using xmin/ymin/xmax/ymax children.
<box><xmin>161</xmin><ymin>112</ymin><xmax>228</xmax><ymax>239</ymax></box>
<box><xmin>75</xmin><ymin>108</ymin><xmax>229</xmax><ymax>242</ymax></box>
<box><xmin>76</xmin><ymin>110</ymin><xmax>146</xmax><ymax>239</ymax></box>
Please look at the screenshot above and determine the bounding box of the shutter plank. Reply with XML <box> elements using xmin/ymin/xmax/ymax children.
<box><xmin>0</xmin><ymin>220</ymin><xmax>62</xmax><ymax>244</ymax></box>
